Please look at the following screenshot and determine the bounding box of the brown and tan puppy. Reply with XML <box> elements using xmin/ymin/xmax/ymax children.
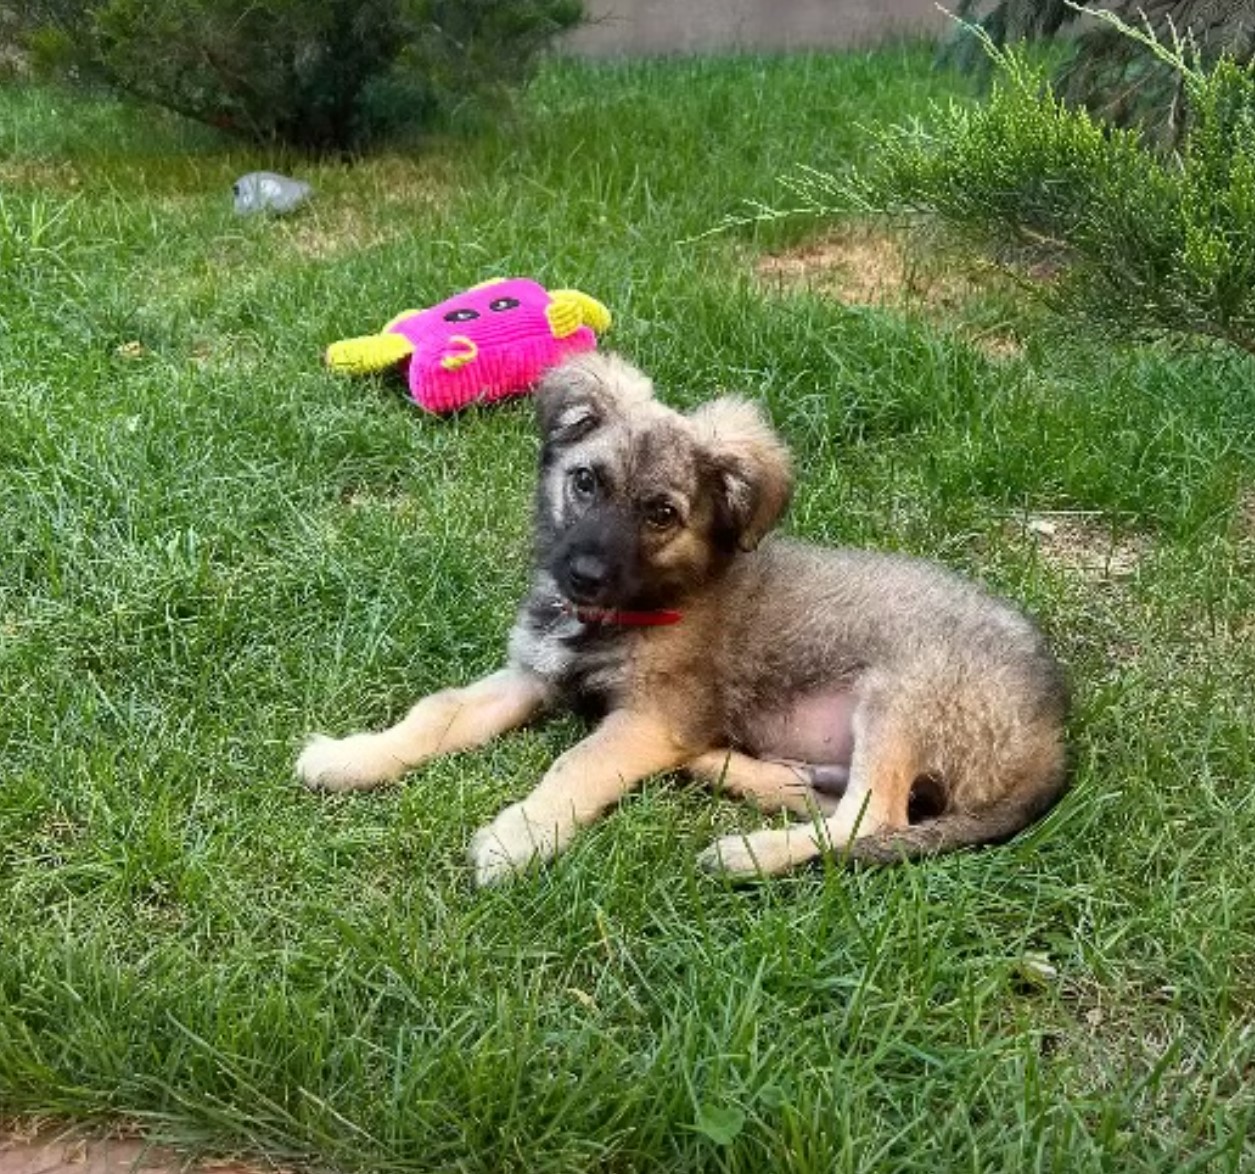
<box><xmin>297</xmin><ymin>353</ymin><xmax>1068</xmax><ymax>885</ymax></box>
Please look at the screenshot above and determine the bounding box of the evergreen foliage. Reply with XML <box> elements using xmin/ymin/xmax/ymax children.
<box><xmin>786</xmin><ymin>13</ymin><xmax>1255</xmax><ymax>357</ymax></box>
<box><xmin>7</xmin><ymin>0</ymin><xmax>583</xmax><ymax>152</ymax></box>
<box><xmin>942</xmin><ymin>1</ymin><xmax>1255</xmax><ymax>142</ymax></box>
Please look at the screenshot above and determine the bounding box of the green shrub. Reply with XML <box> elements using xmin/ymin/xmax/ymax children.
<box><xmin>940</xmin><ymin>1</ymin><xmax>1255</xmax><ymax>144</ymax></box>
<box><xmin>10</xmin><ymin>0</ymin><xmax>583</xmax><ymax>152</ymax></box>
<box><xmin>773</xmin><ymin>12</ymin><xmax>1255</xmax><ymax>358</ymax></box>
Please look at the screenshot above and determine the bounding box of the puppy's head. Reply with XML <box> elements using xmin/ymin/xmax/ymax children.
<box><xmin>534</xmin><ymin>353</ymin><xmax>793</xmax><ymax>609</ymax></box>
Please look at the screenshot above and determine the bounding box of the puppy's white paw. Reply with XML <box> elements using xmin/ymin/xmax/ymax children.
<box><xmin>468</xmin><ymin>803</ymin><xmax>562</xmax><ymax>887</ymax></box>
<box><xmin>295</xmin><ymin>733</ymin><xmax>402</xmax><ymax>792</ymax></box>
<box><xmin>696</xmin><ymin>828</ymin><xmax>814</xmax><ymax>879</ymax></box>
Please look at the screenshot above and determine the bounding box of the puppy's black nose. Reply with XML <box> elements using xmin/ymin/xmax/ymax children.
<box><xmin>566</xmin><ymin>552</ymin><xmax>608</xmax><ymax>600</ymax></box>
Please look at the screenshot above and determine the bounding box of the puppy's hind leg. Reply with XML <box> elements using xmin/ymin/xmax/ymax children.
<box><xmin>698</xmin><ymin>700</ymin><xmax>916</xmax><ymax>878</ymax></box>
<box><xmin>687</xmin><ymin>750</ymin><xmax>841</xmax><ymax>817</ymax></box>
<box><xmin>297</xmin><ymin>667</ymin><xmax>553</xmax><ymax>792</ymax></box>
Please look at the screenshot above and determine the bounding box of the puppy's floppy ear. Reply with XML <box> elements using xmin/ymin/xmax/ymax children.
<box><xmin>690</xmin><ymin>397</ymin><xmax>793</xmax><ymax>551</ymax></box>
<box><xmin>536</xmin><ymin>353</ymin><xmax>654</xmax><ymax>448</ymax></box>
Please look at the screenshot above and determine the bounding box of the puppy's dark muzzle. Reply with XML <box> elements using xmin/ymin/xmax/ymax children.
<box><xmin>564</xmin><ymin>552</ymin><xmax>610</xmax><ymax>603</ymax></box>
<box><xmin>551</xmin><ymin>521</ymin><xmax>639</xmax><ymax>607</ymax></box>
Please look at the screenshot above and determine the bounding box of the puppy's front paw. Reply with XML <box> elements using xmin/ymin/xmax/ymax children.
<box><xmin>468</xmin><ymin>803</ymin><xmax>563</xmax><ymax>887</ymax></box>
<box><xmin>295</xmin><ymin>733</ymin><xmax>403</xmax><ymax>792</ymax></box>
<box><xmin>696</xmin><ymin>827</ymin><xmax>814</xmax><ymax>879</ymax></box>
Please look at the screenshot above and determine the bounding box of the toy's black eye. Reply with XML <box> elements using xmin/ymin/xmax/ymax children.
<box><xmin>489</xmin><ymin>297</ymin><xmax>520</xmax><ymax>312</ymax></box>
<box><xmin>443</xmin><ymin>308</ymin><xmax>480</xmax><ymax>322</ymax></box>
<box><xmin>644</xmin><ymin>500</ymin><xmax>679</xmax><ymax>531</ymax></box>
<box><xmin>570</xmin><ymin>467</ymin><xmax>596</xmax><ymax>499</ymax></box>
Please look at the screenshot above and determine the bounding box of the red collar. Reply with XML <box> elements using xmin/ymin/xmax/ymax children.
<box><xmin>562</xmin><ymin>602</ymin><xmax>684</xmax><ymax>627</ymax></box>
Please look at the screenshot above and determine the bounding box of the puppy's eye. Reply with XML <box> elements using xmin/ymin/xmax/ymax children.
<box><xmin>644</xmin><ymin>501</ymin><xmax>679</xmax><ymax>531</ymax></box>
<box><xmin>570</xmin><ymin>467</ymin><xmax>596</xmax><ymax>499</ymax></box>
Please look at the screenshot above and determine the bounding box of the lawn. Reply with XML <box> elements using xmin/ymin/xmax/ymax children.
<box><xmin>2</xmin><ymin>43</ymin><xmax>1254</xmax><ymax>1172</ymax></box>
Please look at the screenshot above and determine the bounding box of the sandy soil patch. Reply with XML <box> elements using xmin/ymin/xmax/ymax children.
<box><xmin>0</xmin><ymin>1124</ymin><xmax>286</xmax><ymax>1174</ymax></box>
<box><xmin>284</xmin><ymin>202</ymin><xmax>395</xmax><ymax>261</ymax></box>
<box><xmin>285</xmin><ymin>155</ymin><xmax>454</xmax><ymax>261</ymax></box>
<box><xmin>1012</xmin><ymin>511</ymin><xmax>1150</xmax><ymax>583</ymax></box>
<box><xmin>755</xmin><ymin>223</ymin><xmax>1029</xmax><ymax>360</ymax></box>
<box><xmin>1236</xmin><ymin>487</ymin><xmax>1255</xmax><ymax>543</ymax></box>
<box><xmin>0</xmin><ymin>158</ymin><xmax>84</xmax><ymax>191</ymax></box>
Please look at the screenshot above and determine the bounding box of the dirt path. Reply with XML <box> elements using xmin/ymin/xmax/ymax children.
<box><xmin>0</xmin><ymin>1128</ymin><xmax>276</xmax><ymax>1174</ymax></box>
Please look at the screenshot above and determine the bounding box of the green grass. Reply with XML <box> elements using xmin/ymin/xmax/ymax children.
<box><xmin>2</xmin><ymin>45</ymin><xmax>1254</xmax><ymax>1171</ymax></box>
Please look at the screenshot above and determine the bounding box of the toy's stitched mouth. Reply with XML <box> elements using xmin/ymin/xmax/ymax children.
<box><xmin>440</xmin><ymin>335</ymin><xmax>478</xmax><ymax>371</ymax></box>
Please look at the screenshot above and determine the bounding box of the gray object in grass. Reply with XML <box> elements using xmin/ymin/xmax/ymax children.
<box><xmin>232</xmin><ymin>171</ymin><xmax>312</xmax><ymax>215</ymax></box>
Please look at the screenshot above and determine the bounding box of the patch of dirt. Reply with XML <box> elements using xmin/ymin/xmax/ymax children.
<box><xmin>338</xmin><ymin>484</ymin><xmax>418</xmax><ymax>515</ymax></box>
<box><xmin>1011</xmin><ymin>511</ymin><xmax>1150</xmax><ymax>583</ymax></box>
<box><xmin>0</xmin><ymin>158</ymin><xmax>83</xmax><ymax>191</ymax></box>
<box><xmin>968</xmin><ymin>330</ymin><xmax>1026</xmax><ymax>360</ymax></box>
<box><xmin>1236</xmin><ymin>487</ymin><xmax>1255</xmax><ymax>543</ymax></box>
<box><xmin>755</xmin><ymin>224</ymin><xmax>967</xmax><ymax>306</ymax></box>
<box><xmin>0</xmin><ymin>1124</ymin><xmax>285</xmax><ymax>1174</ymax></box>
<box><xmin>1049</xmin><ymin>978</ymin><xmax>1204</xmax><ymax>1103</ymax></box>
<box><xmin>285</xmin><ymin>203</ymin><xmax>394</xmax><ymax>261</ymax></box>
<box><xmin>354</xmin><ymin>154</ymin><xmax>456</xmax><ymax>209</ymax></box>
<box><xmin>754</xmin><ymin>224</ymin><xmax>1026</xmax><ymax>360</ymax></box>
<box><xmin>286</xmin><ymin>155</ymin><xmax>453</xmax><ymax>261</ymax></box>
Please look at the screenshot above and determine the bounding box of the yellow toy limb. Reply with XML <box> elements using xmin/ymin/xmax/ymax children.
<box><xmin>546</xmin><ymin>289</ymin><xmax>613</xmax><ymax>339</ymax></box>
<box><xmin>325</xmin><ymin>332</ymin><xmax>415</xmax><ymax>374</ymax></box>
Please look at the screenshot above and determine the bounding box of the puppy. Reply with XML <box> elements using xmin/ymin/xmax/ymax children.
<box><xmin>297</xmin><ymin>353</ymin><xmax>1068</xmax><ymax>884</ymax></box>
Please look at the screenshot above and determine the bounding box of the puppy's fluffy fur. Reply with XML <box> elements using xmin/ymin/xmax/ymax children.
<box><xmin>298</xmin><ymin>353</ymin><xmax>1067</xmax><ymax>884</ymax></box>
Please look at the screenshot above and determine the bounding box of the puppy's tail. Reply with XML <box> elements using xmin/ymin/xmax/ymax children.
<box><xmin>841</xmin><ymin>782</ymin><xmax>1065</xmax><ymax>865</ymax></box>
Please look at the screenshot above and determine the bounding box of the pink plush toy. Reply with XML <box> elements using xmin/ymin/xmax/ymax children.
<box><xmin>325</xmin><ymin>277</ymin><xmax>612</xmax><ymax>414</ymax></box>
